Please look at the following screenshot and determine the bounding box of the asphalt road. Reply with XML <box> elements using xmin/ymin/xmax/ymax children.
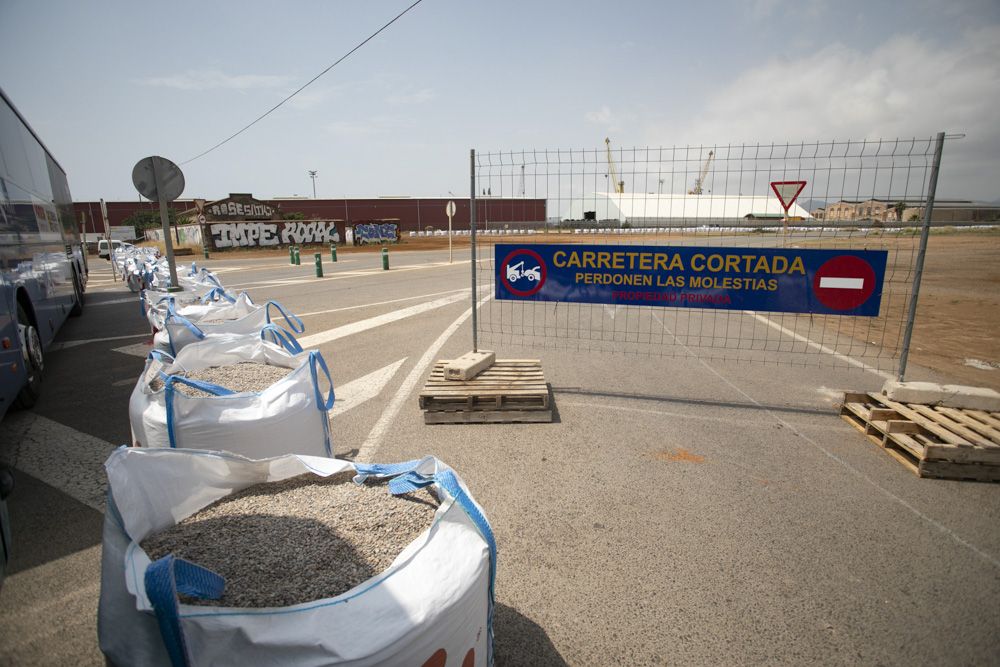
<box><xmin>0</xmin><ymin>247</ymin><xmax>998</xmax><ymax>666</ymax></box>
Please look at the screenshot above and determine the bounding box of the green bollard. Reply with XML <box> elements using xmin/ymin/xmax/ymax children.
<box><xmin>202</xmin><ymin>246</ymin><xmax>210</xmax><ymax>259</ymax></box>
<box><xmin>314</xmin><ymin>253</ymin><xmax>323</xmax><ymax>278</ymax></box>
<box><xmin>294</xmin><ymin>246</ymin><xmax>301</xmax><ymax>265</ymax></box>
<box><xmin>289</xmin><ymin>245</ymin><xmax>295</xmax><ymax>265</ymax></box>
<box><xmin>330</xmin><ymin>244</ymin><xmax>337</xmax><ymax>262</ymax></box>
<box><xmin>381</xmin><ymin>246</ymin><xmax>389</xmax><ymax>270</ymax></box>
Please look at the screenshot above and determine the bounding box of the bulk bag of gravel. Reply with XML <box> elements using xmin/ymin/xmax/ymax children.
<box><xmin>153</xmin><ymin>299</ymin><xmax>304</xmax><ymax>356</ymax></box>
<box><xmin>98</xmin><ymin>448</ymin><xmax>496</xmax><ymax>667</ymax></box>
<box><xmin>145</xmin><ymin>289</ymin><xmax>256</xmax><ymax>332</ymax></box>
<box><xmin>129</xmin><ymin>333</ymin><xmax>333</xmax><ymax>458</ymax></box>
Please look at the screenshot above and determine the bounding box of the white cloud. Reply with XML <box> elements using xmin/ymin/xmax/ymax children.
<box><xmin>140</xmin><ymin>69</ymin><xmax>292</xmax><ymax>91</ymax></box>
<box><xmin>385</xmin><ymin>87</ymin><xmax>435</xmax><ymax>105</ymax></box>
<box><xmin>650</xmin><ymin>26</ymin><xmax>1000</xmax><ymax>197</ymax></box>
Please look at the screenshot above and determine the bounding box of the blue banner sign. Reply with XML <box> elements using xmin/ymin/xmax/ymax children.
<box><xmin>495</xmin><ymin>243</ymin><xmax>888</xmax><ymax>316</ymax></box>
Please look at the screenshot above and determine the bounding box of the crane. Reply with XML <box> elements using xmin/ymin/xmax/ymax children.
<box><xmin>604</xmin><ymin>137</ymin><xmax>625</xmax><ymax>194</ymax></box>
<box><xmin>688</xmin><ymin>150</ymin><xmax>715</xmax><ymax>195</ymax></box>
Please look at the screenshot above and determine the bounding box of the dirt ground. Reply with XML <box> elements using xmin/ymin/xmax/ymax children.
<box><xmin>149</xmin><ymin>228</ymin><xmax>1000</xmax><ymax>389</ymax></box>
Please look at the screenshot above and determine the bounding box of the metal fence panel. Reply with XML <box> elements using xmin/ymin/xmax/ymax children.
<box><xmin>471</xmin><ymin>136</ymin><xmax>950</xmax><ymax>376</ymax></box>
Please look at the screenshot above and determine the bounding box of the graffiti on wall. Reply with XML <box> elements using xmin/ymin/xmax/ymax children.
<box><xmin>353</xmin><ymin>222</ymin><xmax>399</xmax><ymax>245</ymax></box>
<box><xmin>210</xmin><ymin>221</ymin><xmax>341</xmax><ymax>248</ymax></box>
<box><xmin>209</xmin><ymin>201</ymin><xmax>275</xmax><ymax>218</ymax></box>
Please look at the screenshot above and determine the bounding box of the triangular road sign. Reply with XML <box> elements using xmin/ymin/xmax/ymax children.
<box><xmin>770</xmin><ymin>181</ymin><xmax>807</xmax><ymax>212</ymax></box>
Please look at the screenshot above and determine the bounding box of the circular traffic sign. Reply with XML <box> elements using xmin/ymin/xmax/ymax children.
<box><xmin>813</xmin><ymin>255</ymin><xmax>877</xmax><ymax>311</ymax></box>
<box><xmin>500</xmin><ymin>248</ymin><xmax>547</xmax><ymax>297</ymax></box>
<box><xmin>132</xmin><ymin>156</ymin><xmax>185</xmax><ymax>202</ymax></box>
<box><xmin>446</xmin><ymin>200</ymin><xmax>456</xmax><ymax>217</ymax></box>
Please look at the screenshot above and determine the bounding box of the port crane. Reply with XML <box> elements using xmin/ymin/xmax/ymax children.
<box><xmin>604</xmin><ymin>137</ymin><xmax>625</xmax><ymax>194</ymax></box>
<box><xmin>688</xmin><ymin>150</ymin><xmax>715</xmax><ymax>194</ymax></box>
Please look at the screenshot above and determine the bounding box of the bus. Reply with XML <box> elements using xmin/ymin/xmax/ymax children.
<box><xmin>0</xmin><ymin>87</ymin><xmax>87</xmax><ymax>421</ymax></box>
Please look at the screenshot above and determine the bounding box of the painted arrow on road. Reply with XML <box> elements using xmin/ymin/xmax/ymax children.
<box><xmin>330</xmin><ymin>358</ymin><xmax>407</xmax><ymax>418</ymax></box>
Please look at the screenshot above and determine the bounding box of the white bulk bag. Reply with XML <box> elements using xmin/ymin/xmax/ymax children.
<box><xmin>153</xmin><ymin>300</ymin><xmax>304</xmax><ymax>355</ymax></box>
<box><xmin>98</xmin><ymin>449</ymin><xmax>496</xmax><ymax>667</ymax></box>
<box><xmin>129</xmin><ymin>333</ymin><xmax>333</xmax><ymax>458</ymax></box>
<box><xmin>145</xmin><ymin>290</ymin><xmax>256</xmax><ymax>332</ymax></box>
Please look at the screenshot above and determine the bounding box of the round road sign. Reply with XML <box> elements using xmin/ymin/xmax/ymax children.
<box><xmin>132</xmin><ymin>156</ymin><xmax>185</xmax><ymax>202</ymax></box>
<box><xmin>500</xmin><ymin>248</ymin><xmax>547</xmax><ymax>297</ymax></box>
<box><xmin>813</xmin><ymin>255</ymin><xmax>877</xmax><ymax>311</ymax></box>
<box><xmin>446</xmin><ymin>200</ymin><xmax>456</xmax><ymax>217</ymax></box>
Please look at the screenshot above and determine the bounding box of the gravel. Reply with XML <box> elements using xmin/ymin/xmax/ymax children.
<box><xmin>149</xmin><ymin>362</ymin><xmax>292</xmax><ymax>396</ymax></box>
<box><xmin>141</xmin><ymin>472</ymin><xmax>439</xmax><ymax>607</ymax></box>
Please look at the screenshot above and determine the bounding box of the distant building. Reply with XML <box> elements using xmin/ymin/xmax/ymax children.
<box><xmin>822</xmin><ymin>199</ymin><xmax>1000</xmax><ymax>223</ymax></box>
<box><xmin>566</xmin><ymin>193</ymin><xmax>812</xmax><ymax>223</ymax></box>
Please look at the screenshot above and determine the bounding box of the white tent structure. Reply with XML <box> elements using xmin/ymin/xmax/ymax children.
<box><xmin>566</xmin><ymin>193</ymin><xmax>812</xmax><ymax>223</ymax></box>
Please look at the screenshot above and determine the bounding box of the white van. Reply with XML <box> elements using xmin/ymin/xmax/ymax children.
<box><xmin>97</xmin><ymin>239</ymin><xmax>123</xmax><ymax>259</ymax></box>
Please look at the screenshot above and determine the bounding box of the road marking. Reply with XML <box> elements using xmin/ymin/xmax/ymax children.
<box><xmin>113</xmin><ymin>341</ymin><xmax>154</xmax><ymax>358</ymax></box>
<box><xmin>298</xmin><ymin>291</ymin><xmax>469</xmax><ymax>349</ymax></box>
<box><xmin>225</xmin><ymin>259</ymin><xmax>475</xmax><ymax>290</ymax></box>
<box><xmin>0</xmin><ymin>412</ymin><xmax>113</xmax><ymax>512</ymax></box>
<box><xmin>651</xmin><ymin>312</ymin><xmax>1000</xmax><ymax>570</ymax></box>
<box><xmin>559</xmin><ymin>401</ymin><xmax>829</xmax><ymax>429</ymax></box>
<box><xmin>51</xmin><ymin>332</ymin><xmax>150</xmax><ymax>351</ymax></box>
<box><xmin>298</xmin><ymin>288</ymin><xmax>467</xmax><ymax>318</ymax></box>
<box><xmin>90</xmin><ymin>296</ymin><xmax>138</xmax><ymax>307</ymax></box>
<box><xmin>743</xmin><ymin>311</ymin><xmax>894</xmax><ymax>380</ymax></box>
<box><xmin>330</xmin><ymin>358</ymin><xmax>407</xmax><ymax>418</ymax></box>
<box><xmin>356</xmin><ymin>292</ymin><xmax>493</xmax><ymax>462</ymax></box>
<box><xmin>818</xmin><ymin>277</ymin><xmax>865</xmax><ymax>290</ymax></box>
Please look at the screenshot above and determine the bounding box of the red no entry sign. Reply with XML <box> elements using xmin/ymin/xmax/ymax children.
<box><xmin>813</xmin><ymin>255</ymin><xmax>877</xmax><ymax>311</ymax></box>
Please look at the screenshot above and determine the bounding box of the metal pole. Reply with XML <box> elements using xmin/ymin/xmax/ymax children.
<box><xmin>151</xmin><ymin>162</ymin><xmax>181</xmax><ymax>290</ymax></box>
<box><xmin>897</xmin><ymin>131</ymin><xmax>945</xmax><ymax>382</ymax></box>
<box><xmin>470</xmin><ymin>149</ymin><xmax>478</xmax><ymax>353</ymax></box>
<box><xmin>100</xmin><ymin>198</ymin><xmax>116</xmax><ymax>282</ymax></box>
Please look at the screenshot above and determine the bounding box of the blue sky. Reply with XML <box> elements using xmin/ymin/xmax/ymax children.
<box><xmin>1</xmin><ymin>0</ymin><xmax>997</xmax><ymax>202</ymax></box>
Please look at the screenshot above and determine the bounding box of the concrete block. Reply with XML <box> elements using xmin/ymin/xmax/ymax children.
<box><xmin>881</xmin><ymin>380</ymin><xmax>1000</xmax><ymax>411</ymax></box>
<box><xmin>444</xmin><ymin>350</ymin><xmax>495</xmax><ymax>381</ymax></box>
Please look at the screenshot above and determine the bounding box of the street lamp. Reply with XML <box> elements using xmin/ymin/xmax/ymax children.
<box><xmin>308</xmin><ymin>170</ymin><xmax>318</xmax><ymax>198</ymax></box>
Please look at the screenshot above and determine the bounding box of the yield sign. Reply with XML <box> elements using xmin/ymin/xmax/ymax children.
<box><xmin>770</xmin><ymin>181</ymin><xmax>807</xmax><ymax>212</ymax></box>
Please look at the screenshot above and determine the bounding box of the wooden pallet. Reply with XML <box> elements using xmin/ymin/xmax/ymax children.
<box><xmin>841</xmin><ymin>391</ymin><xmax>1000</xmax><ymax>482</ymax></box>
<box><xmin>420</xmin><ymin>359</ymin><xmax>551</xmax><ymax>424</ymax></box>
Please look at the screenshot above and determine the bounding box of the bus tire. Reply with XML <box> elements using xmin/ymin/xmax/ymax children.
<box><xmin>70</xmin><ymin>270</ymin><xmax>84</xmax><ymax>317</ymax></box>
<box><xmin>14</xmin><ymin>303</ymin><xmax>44</xmax><ymax>409</ymax></box>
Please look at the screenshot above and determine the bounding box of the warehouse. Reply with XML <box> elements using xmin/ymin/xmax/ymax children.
<box><xmin>565</xmin><ymin>192</ymin><xmax>811</xmax><ymax>224</ymax></box>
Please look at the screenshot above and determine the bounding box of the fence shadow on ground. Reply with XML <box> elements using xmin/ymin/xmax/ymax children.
<box><xmin>493</xmin><ymin>603</ymin><xmax>569</xmax><ymax>666</ymax></box>
<box><xmin>551</xmin><ymin>386</ymin><xmax>835</xmax><ymax>417</ymax></box>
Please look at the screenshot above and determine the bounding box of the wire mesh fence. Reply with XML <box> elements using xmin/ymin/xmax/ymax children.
<box><xmin>471</xmin><ymin>136</ymin><xmax>950</xmax><ymax>375</ymax></box>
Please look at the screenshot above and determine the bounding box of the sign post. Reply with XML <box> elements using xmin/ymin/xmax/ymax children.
<box><xmin>446</xmin><ymin>200</ymin><xmax>456</xmax><ymax>263</ymax></box>
<box><xmin>132</xmin><ymin>156</ymin><xmax>185</xmax><ymax>291</ymax></box>
<box><xmin>770</xmin><ymin>180</ymin><xmax>807</xmax><ymax>235</ymax></box>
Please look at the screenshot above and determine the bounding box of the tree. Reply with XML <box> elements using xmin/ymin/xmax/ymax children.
<box><xmin>122</xmin><ymin>208</ymin><xmax>181</xmax><ymax>230</ymax></box>
<box><xmin>893</xmin><ymin>201</ymin><xmax>906</xmax><ymax>222</ymax></box>
<box><xmin>282</xmin><ymin>211</ymin><xmax>306</xmax><ymax>220</ymax></box>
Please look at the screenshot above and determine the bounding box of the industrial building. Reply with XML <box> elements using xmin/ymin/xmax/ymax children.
<box><xmin>566</xmin><ymin>192</ymin><xmax>812</xmax><ymax>225</ymax></box>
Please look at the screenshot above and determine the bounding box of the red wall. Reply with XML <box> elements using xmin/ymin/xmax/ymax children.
<box><xmin>73</xmin><ymin>197</ymin><xmax>547</xmax><ymax>234</ymax></box>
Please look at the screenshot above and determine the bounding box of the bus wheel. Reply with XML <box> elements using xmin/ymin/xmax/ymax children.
<box><xmin>15</xmin><ymin>303</ymin><xmax>44</xmax><ymax>409</ymax></box>
<box><xmin>70</xmin><ymin>270</ymin><xmax>84</xmax><ymax>316</ymax></box>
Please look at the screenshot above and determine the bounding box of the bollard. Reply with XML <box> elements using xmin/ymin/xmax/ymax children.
<box><xmin>294</xmin><ymin>246</ymin><xmax>301</xmax><ymax>265</ymax></box>
<box><xmin>381</xmin><ymin>246</ymin><xmax>389</xmax><ymax>270</ymax></box>
<box><xmin>202</xmin><ymin>246</ymin><xmax>210</xmax><ymax>260</ymax></box>
<box><xmin>314</xmin><ymin>253</ymin><xmax>323</xmax><ymax>278</ymax></box>
<box><xmin>289</xmin><ymin>245</ymin><xmax>295</xmax><ymax>265</ymax></box>
<box><xmin>330</xmin><ymin>244</ymin><xmax>337</xmax><ymax>262</ymax></box>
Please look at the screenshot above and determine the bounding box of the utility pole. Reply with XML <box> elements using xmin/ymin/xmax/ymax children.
<box><xmin>309</xmin><ymin>170</ymin><xmax>318</xmax><ymax>198</ymax></box>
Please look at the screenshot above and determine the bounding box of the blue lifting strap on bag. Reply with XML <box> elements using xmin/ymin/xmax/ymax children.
<box><xmin>145</xmin><ymin>554</ymin><xmax>225</xmax><ymax>667</ymax></box>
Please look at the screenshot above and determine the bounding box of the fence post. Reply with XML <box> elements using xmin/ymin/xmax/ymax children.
<box><xmin>897</xmin><ymin>131</ymin><xmax>945</xmax><ymax>382</ymax></box>
<box><xmin>470</xmin><ymin>149</ymin><xmax>478</xmax><ymax>353</ymax></box>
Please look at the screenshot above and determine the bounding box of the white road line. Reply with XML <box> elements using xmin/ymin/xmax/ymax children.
<box><xmin>298</xmin><ymin>291</ymin><xmax>469</xmax><ymax>348</ymax></box>
<box><xmin>298</xmin><ymin>288</ymin><xmax>467</xmax><ymax>318</ymax></box>
<box><xmin>742</xmin><ymin>311</ymin><xmax>894</xmax><ymax>380</ymax></box>
<box><xmin>651</xmin><ymin>312</ymin><xmax>1000</xmax><ymax>570</ymax></box>
<box><xmin>51</xmin><ymin>332</ymin><xmax>149</xmax><ymax>351</ymax></box>
<box><xmin>0</xmin><ymin>412</ymin><xmax>113</xmax><ymax>512</ymax></box>
<box><xmin>356</xmin><ymin>292</ymin><xmax>493</xmax><ymax>462</ymax></box>
<box><xmin>819</xmin><ymin>277</ymin><xmax>864</xmax><ymax>290</ymax></box>
<box><xmin>90</xmin><ymin>296</ymin><xmax>138</xmax><ymax>307</ymax></box>
<box><xmin>330</xmin><ymin>358</ymin><xmax>407</xmax><ymax>418</ymax></box>
<box><xmin>113</xmin><ymin>341</ymin><xmax>154</xmax><ymax>358</ymax></box>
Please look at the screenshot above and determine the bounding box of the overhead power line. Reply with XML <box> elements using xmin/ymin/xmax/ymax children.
<box><xmin>181</xmin><ymin>0</ymin><xmax>425</xmax><ymax>165</ymax></box>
